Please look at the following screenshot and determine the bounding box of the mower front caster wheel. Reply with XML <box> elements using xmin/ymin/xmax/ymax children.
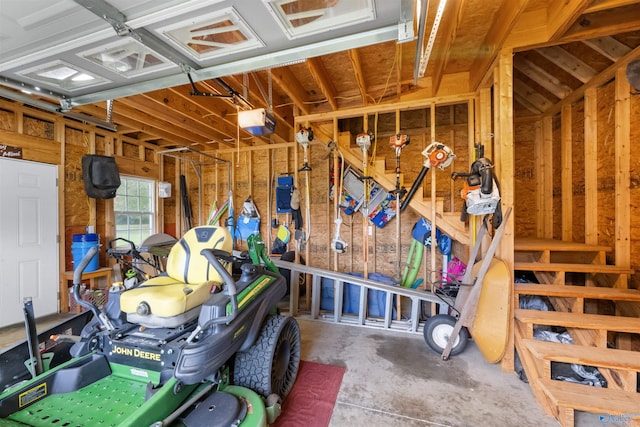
<box><xmin>423</xmin><ymin>314</ymin><xmax>469</xmax><ymax>357</ymax></box>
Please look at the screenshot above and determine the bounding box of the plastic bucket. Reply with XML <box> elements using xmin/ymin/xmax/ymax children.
<box><xmin>71</xmin><ymin>233</ymin><xmax>100</xmax><ymax>273</ymax></box>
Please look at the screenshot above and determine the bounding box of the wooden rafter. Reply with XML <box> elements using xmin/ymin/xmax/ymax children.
<box><xmin>430</xmin><ymin>0</ymin><xmax>466</xmax><ymax>95</ymax></box>
<box><xmin>306</xmin><ymin>57</ymin><xmax>338</xmax><ymax>111</ymax></box>
<box><xmin>581</xmin><ymin>36</ymin><xmax>632</xmax><ymax>61</ymax></box>
<box><xmin>138</xmin><ymin>92</ymin><xmax>235</xmax><ymax>144</ymax></box>
<box><xmin>469</xmin><ymin>0</ymin><xmax>529</xmax><ymax>91</ymax></box>
<box><xmin>513</xmin><ymin>56</ymin><xmax>572</xmax><ymax>99</ymax></box>
<box><xmin>348</xmin><ymin>48</ymin><xmax>368</xmax><ymax>106</ymax></box>
<box><xmin>513</xmin><ymin>78</ymin><xmax>554</xmax><ymax>112</ymax></box>
<box><xmin>271</xmin><ymin>66</ymin><xmax>311</xmax><ymax>116</ymax></box>
<box><xmin>546</xmin><ymin>0</ymin><xmax>592</xmax><ymax>40</ymax></box>
<box><xmin>535</xmin><ymin>46</ymin><xmax>597</xmax><ymax>83</ymax></box>
<box><xmin>584</xmin><ymin>0</ymin><xmax>640</xmax><ymax>14</ymax></box>
<box><xmin>117</xmin><ymin>96</ymin><xmax>219</xmax><ymax>144</ymax></box>
<box><xmin>544</xmin><ymin>43</ymin><xmax>640</xmax><ymax>116</ymax></box>
<box><xmin>76</xmin><ymin>103</ymin><xmax>199</xmax><ymax>148</ymax></box>
<box><xmin>561</xmin><ymin>4</ymin><xmax>640</xmax><ymax>42</ymax></box>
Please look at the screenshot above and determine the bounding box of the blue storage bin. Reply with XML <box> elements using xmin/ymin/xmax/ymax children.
<box><xmin>320</xmin><ymin>273</ymin><xmax>397</xmax><ymax>317</ymax></box>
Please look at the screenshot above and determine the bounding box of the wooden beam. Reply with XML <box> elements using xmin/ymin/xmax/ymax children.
<box><xmin>514</xmin><ymin>93</ymin><xmax>544</xmax><ymax>115</ymax></box>
<box><xmin>542</xmin><ymin>116</ymin><xmax>554</xmax><ymax>239</ymax></box>
<box><xmin>348</xmin><ymin>49</ymin><xmax>368</xmax><ymax>106</ymax></box>
<box><xmin>585</xmin><ymin>0</ymin><xmax>640</xmax><ymax>13</ymax></box>
<box><xmin>102</xmin><ymin>101</ymin><xmax>208</xmax><ymax>148</ymax></box>
<box><xmin>469</xmin><ymin>0</ymin><xmax>529</xmax><ymax>91</ymax></box>
<box><xmin>561</xmin><ymin>104</ymin><xmax>572</xmax><ymax>241</ymax></box>
<box><xmin>306</xmin><ymin>57</ymin><xmax>338</xmax><ymax>111</ymax></box>
<box><xmin>534</xmin><ymin>119</ymin><xmax>544</xmax><ymax>237</ymax></box>
<box><xmin>513</xmin><ymin>78</ymin><xmax>554</xmax><ymax>112</ymax></box>
<box><xmin>581</xmin><ymin>36</ymin><xmax>632</xmax><ymax>62</ymax></box>
<box><xmin>430</xmin><ymin>0</ymin><xmax>466</xmax><ymax>95</ymax></box>
<box><xmin>495</xmin><ymin>49</ymin><xmax>515</xmax><ymax>372</ymax></box>
<box><xmin>561</xmin><ymin>4</ymin><xmax>640</xmax><ymax>42</ymax></box>
<box><xmin>271</xmin><ymin>66</ymin><xmax>311</xmax><ymax>115</ymax></box>
<box><xmin>544</xmin><ymin>44</ymin><xmax>640</xmax><ymax>116</ymax></box>
<box><xmin>514</xmin><ymin>56</ymin><xmax>572</xmax><ymax>99</ymax></box>
<box><xmin>614</xmin><ymin>67</ymin><xmax>631</xmax><ymax>271</ymax></box>
<box><xmin>546</xmin><ymin>0</ymin><xmax>592</xmax><ymax>40</ymax></box>
<box><xmin>535</xmin><ymin>46</ymin><xmax>597</xmax><ymax>83</ymax></box>
<box><xmin>584</xmin><ymin>87</ymin><xmax>598</xmax><ymax>246</ymax></box>
<box><xmin>296</xmin><ymin>92</ymin><xmax>475</xmax><ymax>124</ymax></box>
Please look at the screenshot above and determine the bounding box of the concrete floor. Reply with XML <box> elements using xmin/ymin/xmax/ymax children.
<box><xmin>0</xmin><ymin>314</ymin><xmax>610</xmax><ymax>427</ymax></box>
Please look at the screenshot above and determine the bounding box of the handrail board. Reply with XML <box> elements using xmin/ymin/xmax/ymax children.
<box><xmin>515</xmin><ymin>238</ymin><xmax>611</xmax><ymax>253</ymax></box>
<box><xmin>539</xmin><ymin>379</ymin><xmax>640</xmax><ymax>416</ymax></box>
<box><xmin>522</xmin><ymin>338</ymin><xmax>640</xmax><ymax>371</ymax></box>
<box><xmin>514</xmin><ymin>262</ymin><xmax>634</xmax><ymax>274</ymax></box>
<box><xmin>515</xmin><ymin>309</ymin><xmax>640</xmax><ymax>333</ymax></box>
<box><xmin>515</xmin><ymin>283</ymin><xmax>640</xmax><ymax>301</ymax></box>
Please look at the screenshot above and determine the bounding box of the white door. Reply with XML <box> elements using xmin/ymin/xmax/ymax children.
<box><xmin>0</xmin><ymin>158</ymin><xmax>59</xmax><ymax>327</ymax></box>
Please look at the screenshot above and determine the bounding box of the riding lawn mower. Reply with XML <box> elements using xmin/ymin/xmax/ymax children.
<box><xmin>0</xmin><ymin>225</ymin><xmax>301</xmax><ymax>427</ymax></box>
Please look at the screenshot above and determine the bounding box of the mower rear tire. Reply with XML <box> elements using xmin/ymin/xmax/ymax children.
<box><xmin>424</xmin><ymin>314</ymin><xmax>469</xmax><ymax>356</ymax></box>
<box><xmin>234</xmin><ymin>315</ymin><xmax>301</xmax><ymax>399</ymax></box>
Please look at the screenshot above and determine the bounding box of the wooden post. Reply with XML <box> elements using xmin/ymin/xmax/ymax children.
<box><xmin>495</xmin><ymin>49</ymin><xmax>515</xmax><ymax>372</ymax></box>
<box><xmin>430</xmin><ymin>104</ymin><xmax>437</xmax><ymax>290</ymax></box>
<box><xmin>584</xmin><ymin>87</ymin><xmax>598</xmax><ymax>246</ymax></box>
<box><xmin>561</xmin><ymin>104</ymin><xmax>573</xmax><ymax>241</ymax></box>
<box><xmin>333</xmin><ymin>117</ymin><xmax>339</xmax><ymax>272</ymax></box>
<box><xmin>534</xmin><ymin>119</ymin><xmax>544</xmax><ymax>238</ymax></box>
<box><xmin>614</xmin><ymin>67</ymin><xmax>631</xmax><ymax>277</ymax></box>
<box><xmin>542</xmin><ymin>116</ymin><xmax>554</xmax><ymax>239</ymax></box>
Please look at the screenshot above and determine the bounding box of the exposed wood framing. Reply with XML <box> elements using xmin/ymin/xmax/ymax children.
<box><xmin>495</xmin><ymin>49</ymin><xmax>515</xmax><ymax>372</ymax></box>
<box><xmin>614</xmin><ymin>67</ymin><xmax>631</xmax><ymax>271</ymax></box>
<box><xmin>584</xmin><ymin>87</ymin><xmax>598</xmax><ymax>245</ymax></box>
<box><xmin>348</xmin><ymin>49</ymin><xmax>368</xmax><ymax>106</ymax></box>
<box><xmin>546</xmin><ymin>0</ymin><xmax>592</xmax><ymax>40</ymax></box>
<box><xmin>542</xmin><ymin>116</ymin><xmax>554</xmax><ymax>239</ymax></box>
<box><xmin>561</xmin><ymin>104</ymin><xmax>573</xmax><ymax>241</ymax></box>
<box><xmin>307</xmin><ymin>57</ymin><xmax>338</xmax><ymax>111</ymax></box>
<box><xmin>469</xmin><ymin>0</ymin><xmax>529</xmax><ymax>91</ymax></box>
<box><xmin>513</xmin><ymin>56</ymin><xmax>573</xmax><ymax>99</ymax></box>
<box><xmin>535</xmin><ymin>46</ymin><xmax>597</xmax><ymax>84</ymax></box>
<box><xmin>581</xmin><ymin>36</ymin><xmax>632</xmax><ymax>62</ymax></box>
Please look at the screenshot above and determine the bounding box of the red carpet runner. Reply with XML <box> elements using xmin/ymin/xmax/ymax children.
<box><xmin>272</xmin><ymin>360</ymin><xmax>345</xmax><ymax>427</ymax></box>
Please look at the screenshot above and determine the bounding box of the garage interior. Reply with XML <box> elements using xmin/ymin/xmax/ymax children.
<box><xmin>1</xmin><ymin>0</ymin><xmax>640</xmax><ymax>426</ymax></box>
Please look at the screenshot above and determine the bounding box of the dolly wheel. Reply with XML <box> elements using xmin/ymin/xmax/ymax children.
<box><xmin>234</xmin><ymin>315</ymin><xmax>301</xmax><ymax>399</ymax></box>
<box><xmin>423</xmin><ymin>314</ymin><xmax>469</xmax><ymax>357</ymax></box>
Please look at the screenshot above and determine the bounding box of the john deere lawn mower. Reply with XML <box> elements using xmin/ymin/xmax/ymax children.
<box><xmin>0</xmin><ymin>225</ymin><xmax>301</xmax><ymax>427</ymax></box>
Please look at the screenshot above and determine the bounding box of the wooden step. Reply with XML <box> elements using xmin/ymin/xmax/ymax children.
<box><xmin>514</xmin><ymin>262</ymin><xmax>634</xmax><ymax>275</ymax></box>
<box><xmin>522</xmin><ymin>338</ymin><xmax>640</xmax><ymax>372</ymax></box>
<box><xmin>538</xmin><ymin>379</ymin><xmax>640</xmax><ymax>427</ymax></box>
<box><xmin>515</xmin><ymin>283</ymin><xmax>640</xmax><ymax>302</ymax></box>
<box><xmin>515</xmin><ymin>309</ymin><xmax>640</xmax><ymax>334</ymax></box>
<box><xmin>515</xmin><ymin>238</ymin><xmax>611</xmax><ymax>253</ymax></box>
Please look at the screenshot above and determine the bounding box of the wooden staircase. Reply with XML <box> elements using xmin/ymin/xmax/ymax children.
<box><xmin>514</xmin><ymin>238</ymin><xmax>640</xmax><ymax>426</ymax></box>
<box><xmin>335</xmin><ymin>132</ymin><xmax>469</xmax><ymax>245</ymax></box>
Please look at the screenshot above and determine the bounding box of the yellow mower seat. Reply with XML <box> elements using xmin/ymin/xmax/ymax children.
<box><xmin>120</xmin><ymin>226</ymin><xmax>233</xmax><ymax>328</ymax></box>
